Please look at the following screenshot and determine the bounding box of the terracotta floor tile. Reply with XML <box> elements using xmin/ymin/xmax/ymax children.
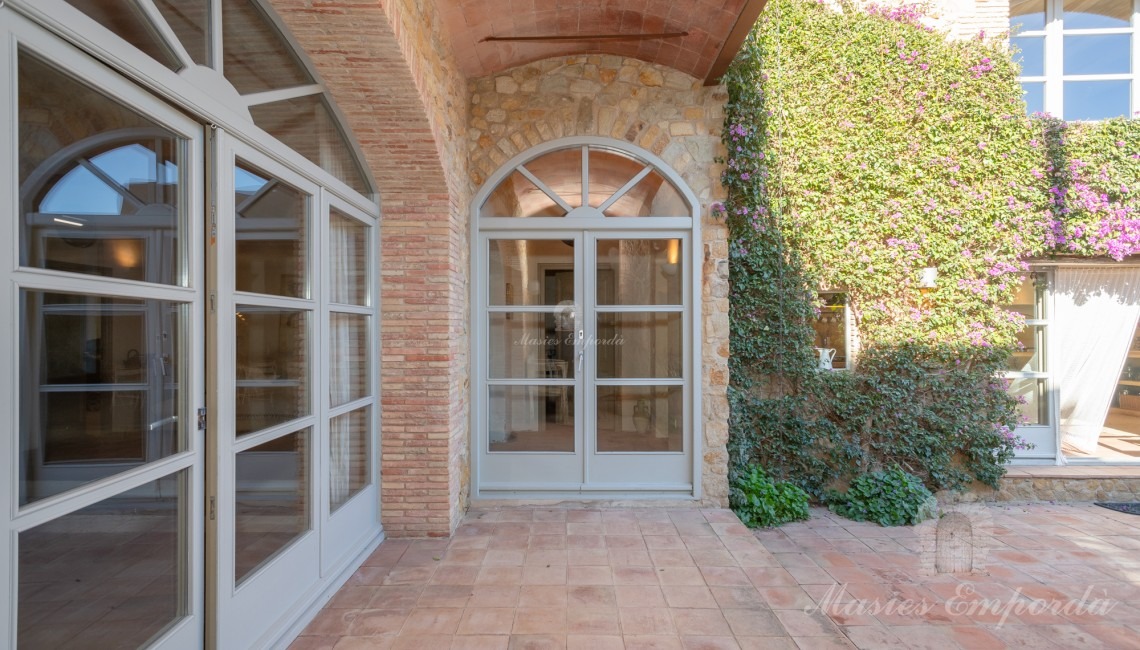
<box><xmin>289</xmin><ymin>635</ymin><xmax>340</xmax><ymax>650</ymax></box>
<box><xmin>522</xmin><ymin>565</ymin><xmax>567</xmax><ymax>585</ymax></box>
<box><xmin>616</xmin><ymin>585</ymin><xmax>668</xmax><ymax>608</ymax></box>
<box><xmin>698</xmin><ymin>567</ymin><xmax>749</xmax><ymax>587</ymax></box>
<box><xmin>451</xmin><ymin>635</ymin><xmax>510</xmax><ymax>650</ymax></box>
<box><xmin>756</xmin><ymin>586</ymin><xmax>816</xmax><ymax>610</ymax></box>
<box><xmin>333</xmin><ymin>636</ymin><xmax>395</xmax><ymax>650</ymax></box>
<box><xmin>485</xmin><ymin>551</ymin><xmax>527</xmax><ymax>567</ymax></box>
<box><xmin>620</xmin><ymin>607</ymin><xmax>677</xmax><ymax>635</ymax></box>
<box><xmin>657</xmin><ymin>567</ymin><xmax>705</xmax><ymax>586</ymax></box>
<box><xmin>678</xmin><ymin>635</ymin><xmax>740</xmax><ymax>650</ymax></box>
<box><xmin>477</xmin><ymin>567</ymin><xmax>525</xmax><ymax>586</ymax></box>
<box><xmin>771</xmin><ymin>610</ymin><xmax>840</xmax><ymax>637</ymax></box>
<box><xmin>614</xmin><ymin>566</ymin><xmax>660</xmax><ymax>585</ymax></box>
<box><xmin>328</xmin><ymin>586</ymin><xmax>379</xmax><ymax>609</ymax></box>
<box><xmin>743</xmin><ymin>568</ymin><xmax>798</xmax><ymax>588</ymax></box>
<box><xmin>567</xmin><ymin>585</ymin><xmax>617</xmax><ymax>608</ymax></box>
<box><xmin>526</xmin><ymin>550</ymin><xmax>569</xmax><ymax>566</ymax></box>
<box><xmin>566</xmin><ymin>608</ymin><xmax>620</xmax><ymax>634</ymax></box>
<box><xmin>566</xmin><ymin>549</ymin><xmax>611</xmax><ymax>566</ymax></box>
<box><xmin>458</xmin><ymin>608</ymin><xmax>516</xmax><ymax>635</ymax></box>
<box><xmin>788</xmin><ymin>637</ymin><xmax>856</xmax><ymax>649</ymax></box>
<box><xmin>507</xmin><ymin>635</ymin><xmax>566</xmax><ymax>650</ymax></box>
<box><xmin>566</xmin><ymin>524</ymin><xmax>605</xmax><ymax>536</ymax></box>
<box><xmin>519</xmin><ymin>585</ymin><xmax>568</xmax><ymax>608</ymax></box>
<box><xmin>567</xmin><ymin>566</ymin><xmax>612</xmax><ymax>585</ymax></box>
<box><xmin>566</xmin><ymin>536</ymin><xmax>606</xmax><ymax>550</ymax></box>
<box><xmin>392</xmin><ymin>635</ymin><xmax>457</xmax><ymax>650</ymax></box>
<box><xmin>469</xmin><ymin>586</ymin><xmax>520</xmax><ymax>608</ymax></box>
<box><xmin>513</xmin><ymin>608</ymin><xmax>568</xmax><ymax>635</ymax></box>
<box><xmin>722</xmin><ymin>608</ymin><xmax>784</xmax><ymax>637</ymax></box>
<box><xmin>419</xmin><ymin>585</ymin><xmax>475</xmax><ymax>608</ymax></box>
<box><xmin>402</xmin><ymin>608</ymin><xmax>464</xmax><ymax>635</ymax></box>
<box><xmin>305</xmin><ymin>609</ymin><xmax>361</xmax><ymax>636</ymax></box>
<box><xmin>432</xmin><ymin>566</ymin><xmax>481</xmax><ymax>586</ymax></box>
<box><xmin>566</xmin><ymin>634</ymin><xmax>623</xmax><ymax>650</ymax></box>
<box><xmin>709</xmin><ymin>586</ymin><xmax>767</xmax><ymax>610</ymax></box>
<box><xmin>661</xmin><ymin>585</ymin><xmax>718</xmax><ymax>608</ymax></box>
<box><xmin>671</xmin><ymin>608</ymin><xmax>731</xmax><ymax>636</ymax></box>
<box><xmin>623</xmin><ymin>635</ymin><xmax>684</xmax><ymax>650</ymax></box>
<box><xmin>734</xmin><ymin>637</ymin><xmax>798</xmax><ymax>650</ymax></box>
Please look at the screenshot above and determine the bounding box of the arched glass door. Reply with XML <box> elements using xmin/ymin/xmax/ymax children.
<box><xmin>474</xmin><ymin>140</ymin><xmax>700</xmax><ymax>497</ymax></box>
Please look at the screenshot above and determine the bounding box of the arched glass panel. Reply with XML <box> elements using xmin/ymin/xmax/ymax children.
<box><xmin>222</xmin><ymin>0</ymin><xmax>314</xmax><ymax>95</ymax></box>
<box><xmin>1011</xmin><ymin>0</ymin><xmax>1047</xmax><ymax>31</ymax></box>
<box><xmin>249</xmin><ymin>95</ymin><xmax>370</xmax><ymax>193</ymax></box>
<box><xmin>1064</xmin><ymin>0</ymin><xmax>1131</xmax><ymax>28</ymax></box>
<box><xmin>480</xmin><ymin>145</ymin><xmax>693</xmax><ymax>218</ymax></box>
<box><xmin>64</xmin><ymin>0</ymin><xmax>181</xmax><ymax>70</ymax></box>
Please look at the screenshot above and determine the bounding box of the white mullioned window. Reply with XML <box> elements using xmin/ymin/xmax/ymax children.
<box><xmin>1011</xmin><ymin>0</ymin><xmax>1138</xmax><ymax>120</ymax></box>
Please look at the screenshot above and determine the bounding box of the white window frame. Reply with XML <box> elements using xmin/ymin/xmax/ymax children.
<box><xmin>1013</xmin><ymin>0</ymin><xmax>1140</xmax><ymax>119</ymax></box>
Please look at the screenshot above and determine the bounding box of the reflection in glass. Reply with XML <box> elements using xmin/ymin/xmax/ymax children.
<box><xmin>596</xmin><ymin>239</ymin><xmax>683</xmax><ymax>305</ymax></box>
<box><xmin>1010</xmin><ymin>0</ymin><xmax>1046</xmax><ymax>31</ymax></box>
<box><xmin>1008</xmin><ymin>325</ymin><xmax>1046</xmax><ymax>372</ymax></box>
<box><xmin>330</xmin><ymin>313</ymin><xmax>369</xmax><ymax>407</ymax></box>
<box><xmin>330</xmin><ymin>210</ymin><xmax>369</xmax><ymax>305</ymax></box>
<box><xmin>596</xmin><ymin>313</ymin><xmax>682</xmax><ymax>379</ymax></box>
<box><xmin>236</xmin><ymin>430</ymin><xmax>310</xmax><ymax>583</ymax></box>
<box><xmin>490</xmin><ymin>313</ymin><xmax>576</xmax><ymax>380</ymax></box>
<box><xmin>1064</xmin><ymin>80</ymin><xmax>1131</xmax><ymax>120</ymax></box>
<box><xmin>488</xmin><ymin>240</ymin><xmax>575</xmax><ymax>306</ymax></box>
<box><xmin>1011</xmin><ymin>37</ymin><xmax>1045</xmax><ymax>77</ymax></box>
<box><xmin>481</xmin><ymin>170</ymin><xmax>567</xmax><ymax>218</ymax></box>
<box><xmin>20</xmin><ymin>52</ymin><xmax>183</xmax><ymax>285</ymax></box>
<box><xmin>1063</xmin><ymin>35</ymin><xmax>1131</xmax><ymax>75</ymax></box>
<box><xmin>154</xmin><ymin>0</ymin><xmax>210</xmax><ymax>66</ymax></box>
<box><xmin>236</xmin><ymin>308</ymin><xmax>309</xmax><ymax>436</ymax></box>
<box><xmin>1008</xmin><ymin>276</ymin><xmax>1046</xmax><ymax>320</ymax></box>
<box><xmin>587</xmin><ymin>148</ymin><xmax>643</xmax><ymax>207</ymax></box>
<box><xmin>1022</xmin><ymin>82</ymin><xmax>1046</xmax><ymax>114</ymax></box>
<box><xmin>63</xmin><ymin>0</ymin><xmax>180</xmax><ymax>69</ymax></box>
<box><xmin>489</xmin><ymin>386</ymin><xmax>574</xmax><ymax>452</ymax></box>
<box><xmin>222</xmin><ymin>0</ymin><xmax>314</xmax><ymax>95</ymax></box>
<box><xmin>18</xmin><ymin>471</ymin><xmax>186</xmax><ymax>648</ymax></box>
<box><xmin>1064</xmin><ymin>0</ymin><xmax>1132</xmax><ymax>28</ymax></box>
<box><xmin>331</xmin><ymin>407</ymin><xmax>370</xmax><ymax>512</ymax></box>
<box><xmin>597</xmin><ymin>386</ymin><xmax>683</xmax><ymax>452</ymax></box>
<box><xmin>811</xmin><ymin>293</ymin><xmax>849</xmax><ymax>369</ymax></box>
<box><xmin>1009</xmin><ymin>377</ymin><xmax>1050</xmax><ymax>425</ymax></box>
<box><xmin>235</xmin><ymin>161</ymin><xmax>308</xmax><ymax>298</ymax></box>
<box><xmin>249</xmin><ymin>95</ymin><xmax>370</xmax><ymax>194</ymax></box>
<box><xmin>602</xmin><ymin>171</ymin><xmax>689</xmax><ymax>217</ymax></box>
<box><xmin>524</xmin><ymin>147</ymin><xmax>584</xmax><ymax>209</ymax></box>
<box><xmin>21</xmin><ymin>291</ymin><xmax>183</xmax><ymax>505</ymax></box>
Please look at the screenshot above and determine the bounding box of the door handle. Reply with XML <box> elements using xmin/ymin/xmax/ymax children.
<box><xmin>578</xmin><ymin>350</ymin><xmax>584</xmax><ymax>373</ymax></box>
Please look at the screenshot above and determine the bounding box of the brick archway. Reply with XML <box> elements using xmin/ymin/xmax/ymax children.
<box><xmin>269</xmin><ymin>0</ymin><xmax>473</xmax><ymax>536</ymax></box>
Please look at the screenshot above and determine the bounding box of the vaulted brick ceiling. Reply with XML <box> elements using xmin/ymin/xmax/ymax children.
<box><xmin>439</xmin><ymin>0</ymin><xmax>767</xmax><ymax>84</ymax></box>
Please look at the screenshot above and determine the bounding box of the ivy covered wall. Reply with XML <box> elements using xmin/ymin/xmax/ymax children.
<box><xmin>721</xmin><ymin>0</ymin><xmax>1140</xmax><ymax>501</ymax></box>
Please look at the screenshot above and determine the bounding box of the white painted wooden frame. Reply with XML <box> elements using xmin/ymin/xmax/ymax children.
<box><xmin>469</xmin><ymin>136</ymin><xmax>704</xmax><ymax>500</ymax></box>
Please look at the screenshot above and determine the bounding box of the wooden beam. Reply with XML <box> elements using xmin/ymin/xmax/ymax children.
<box><xmin>704</xmin><ymin>0</ymin><xmax>769</xmax><ymax>86</ymax></box>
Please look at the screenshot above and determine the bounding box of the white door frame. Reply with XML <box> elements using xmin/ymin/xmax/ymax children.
<box><xmin>469</xmin><ymin>136</ymin><xmax>704</xmax><ymax>499</ymax></box>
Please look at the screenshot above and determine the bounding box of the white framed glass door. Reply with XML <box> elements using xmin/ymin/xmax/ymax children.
<box><xmin>3</xmin><ymin>18</ymin><xmax>206</xmax><ymax>649</ymax></box>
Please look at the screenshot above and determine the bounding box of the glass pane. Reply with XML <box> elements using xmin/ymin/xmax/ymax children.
<box><xmin>331</xmin><ymin>407</ymin><xmax>370</xmax><ymax>512</ymax></box>
<box><xmin>489</xmin><ymin>386</ymin><xmax>574</xmax><ymax>452</ymax></box>
<box><xmin>21</xmin><ymin>291</ymin><xmax>183</xmax><ymax>505</ymax></box>
<box><xmin>490</xmin><ymin>313</ymin><xmax>576</xmax><ymax>379</ymax></box>
<box><xmin>812</xmin><ymin>294</ymin><xmax>848</xmax><ymax>370</ymax></box>
<box><xmin>1064</xmin><ymin>80</ymin><xmax>1131</xmax><ymax>120</ymax></box>
<box><xmin>222</xmin><ymin>0</ymin><xmax>314</xmax><ymax>95</ymax></box>
<box><xmin>597</xmin><ymin>386</ymin><xmax>683</xmax><ymax>452</ymax></box>
<box><xmin>482</xmin><ymin>170</ymin><xmax>568</xmax><ymax>218</ymax></box>
<box><xmin>236</xmin><ymin>307</ymin><xmax>310</xmax><ymax>436</ymax></box>
<box><xmin>596</xmin><ymin>313</ymin><xmax>683</xmax><ymax>379</ymax></box>
<box><xmin>20</xmin><ymin>53</ymin><xmax>183</xmax><ymax>285</ymax></box>
<box><xmin>587</xmin><ymin>148</ymin><xmax>644</xmax><ymax>207</ymax></box>
<box><xmin>64</xmin><ymin>0</ymin><xmax>180</xmax><ymax>69</ymax></box>
<box><xmin>596</xmin><ymin>239</ymin><xmax>683</xmax><ymax>306</ymax></box>
<box><xmin>1007</xmin><ymin>276</ymin><xmax>1046</xmax><ymax>319</ymax></box>
<box><xmin>249</xmin><ymin>95</ymin><xmax>370</xmax><ymax>194</ymax></box>
<box><xmin>330</xmin><ymin>313</ymin><xmax>369</xmax><ymax>407</ymax></box>
<box><xmin>330</xmin><ymin>209</ymin><xmax>369</xmax><ymax>305</ymax></box>
<box><xmin>236</xmin><ymin>429</ymin><xmax>310</xmax><ymax>583</ymax></box>
<box><xmin>1022</xmin><ymin>82</ymin><xmax>1046</xmax><ymax>114</ymax></box>
<box><xmin>1008</xmin><ymin>325</ymin><xmax>1047</xmax><ymax>372</ymax></box>
<box><xmin>1011</xmin><ymin>0</ymin><xmax>1047</xmax><ymax>31</ymax></box>
<box><xmin>19</xmin><ymin>471</ymin><xmax>185</xmax><ymax>648</ymax></box>
<box><xmin>154</xmin><ymin>0</ymin><xmax>210</xmax><ymax>66</ymax></box>
<box><xmin>1009</xmin><ymin>377</ymin><xmax>1049</xmax><ymax>425</ymax></box>
<box><xmin>1064</xmin><ymin>0</ymin><xmax>1132</xmax><ymax>28</ymax></box>
<box><xmin>525</xmin><ymin>148</ymin><xmax>584</xmax><ymax>209</ymax></box>
<box><xmin>602</xmin><ymin>171</ymin><xmax>689</xmax><ymax>217</ymax></box>
<box><xmin>235</xmin><ymin>161</ymin><xmax>308</xmax><ymax>298</ymax></box>
<box><xmin>1064</xmin><ymin>35</ymin><xmax>1130</xmax><ymax>75</ymax></box>
<box><xmin>1011</xmin><ymin>36</ymin><xmax>1045</xmax><ymax>76</ymax></box>
<box><xmin>488</xmin><ymin>239</ymin><xmax>575</xmax><ymax>306</ymax></box>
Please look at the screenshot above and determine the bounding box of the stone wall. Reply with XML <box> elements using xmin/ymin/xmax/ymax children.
<box><xmin>468</xmin><ymin>55</ymin><xmax>731</xmax><ymax>505</ymax></box>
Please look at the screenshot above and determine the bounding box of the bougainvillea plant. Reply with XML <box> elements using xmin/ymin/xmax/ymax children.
<box><xmin>722</xmin><ymin>0</ymin><xmax>1054</xmax><ymax>500</ymax></box>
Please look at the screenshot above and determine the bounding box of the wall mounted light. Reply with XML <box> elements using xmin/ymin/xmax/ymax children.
<box><xmin>919</xmin><ymin>267</ymin><xmax>938</xmax><ymax>289</ymax></box>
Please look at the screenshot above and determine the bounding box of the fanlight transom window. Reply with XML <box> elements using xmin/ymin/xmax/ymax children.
<box><xmin>62</xmin><ymin>0</ymin><xmax>371</xmax><ymax>194</ymax></box>
<box><xmin>481</xmin><ymin>145</ymin><xmax>692</xmax><ymax>218</ymax></box>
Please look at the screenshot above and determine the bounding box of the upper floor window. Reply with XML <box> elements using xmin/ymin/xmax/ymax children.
<box><xmin>1011</xmin><ymin>0</ymin><xmax>1136</xmax><ymax>120</ymax></box>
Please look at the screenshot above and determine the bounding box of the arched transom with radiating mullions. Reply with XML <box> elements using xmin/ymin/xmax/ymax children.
<box><xmin>480</xmin><ymin>144</ymin><xmax>695</xmax><ymax>219</ymax></box>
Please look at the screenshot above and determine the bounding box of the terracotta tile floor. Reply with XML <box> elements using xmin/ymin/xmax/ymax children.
<box><xmin>292</xmin><ymin>503</ymin><xmax>1140</xmax><ymax>650</ymax></box>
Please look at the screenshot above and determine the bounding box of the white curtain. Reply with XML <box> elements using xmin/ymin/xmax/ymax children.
<box><xmin>329</xmin><ymin>216</ymin><xmax>358</xmax><ymax>509</ymax></box>
<box><xmin>1055</xmin><ymin>267</ymin><xmax>1140</xmax><ymax>454</ymax></box>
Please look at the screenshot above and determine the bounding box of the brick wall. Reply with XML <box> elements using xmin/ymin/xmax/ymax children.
<box><xmin>269</xmin><ymin>0</ymin><xmax>472</xmax><ymax>537</ymax></box>
<box><xmin>469</xmin><ymin>55</ymin><xmax>732</xmax><ymax>505</ymax></box>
